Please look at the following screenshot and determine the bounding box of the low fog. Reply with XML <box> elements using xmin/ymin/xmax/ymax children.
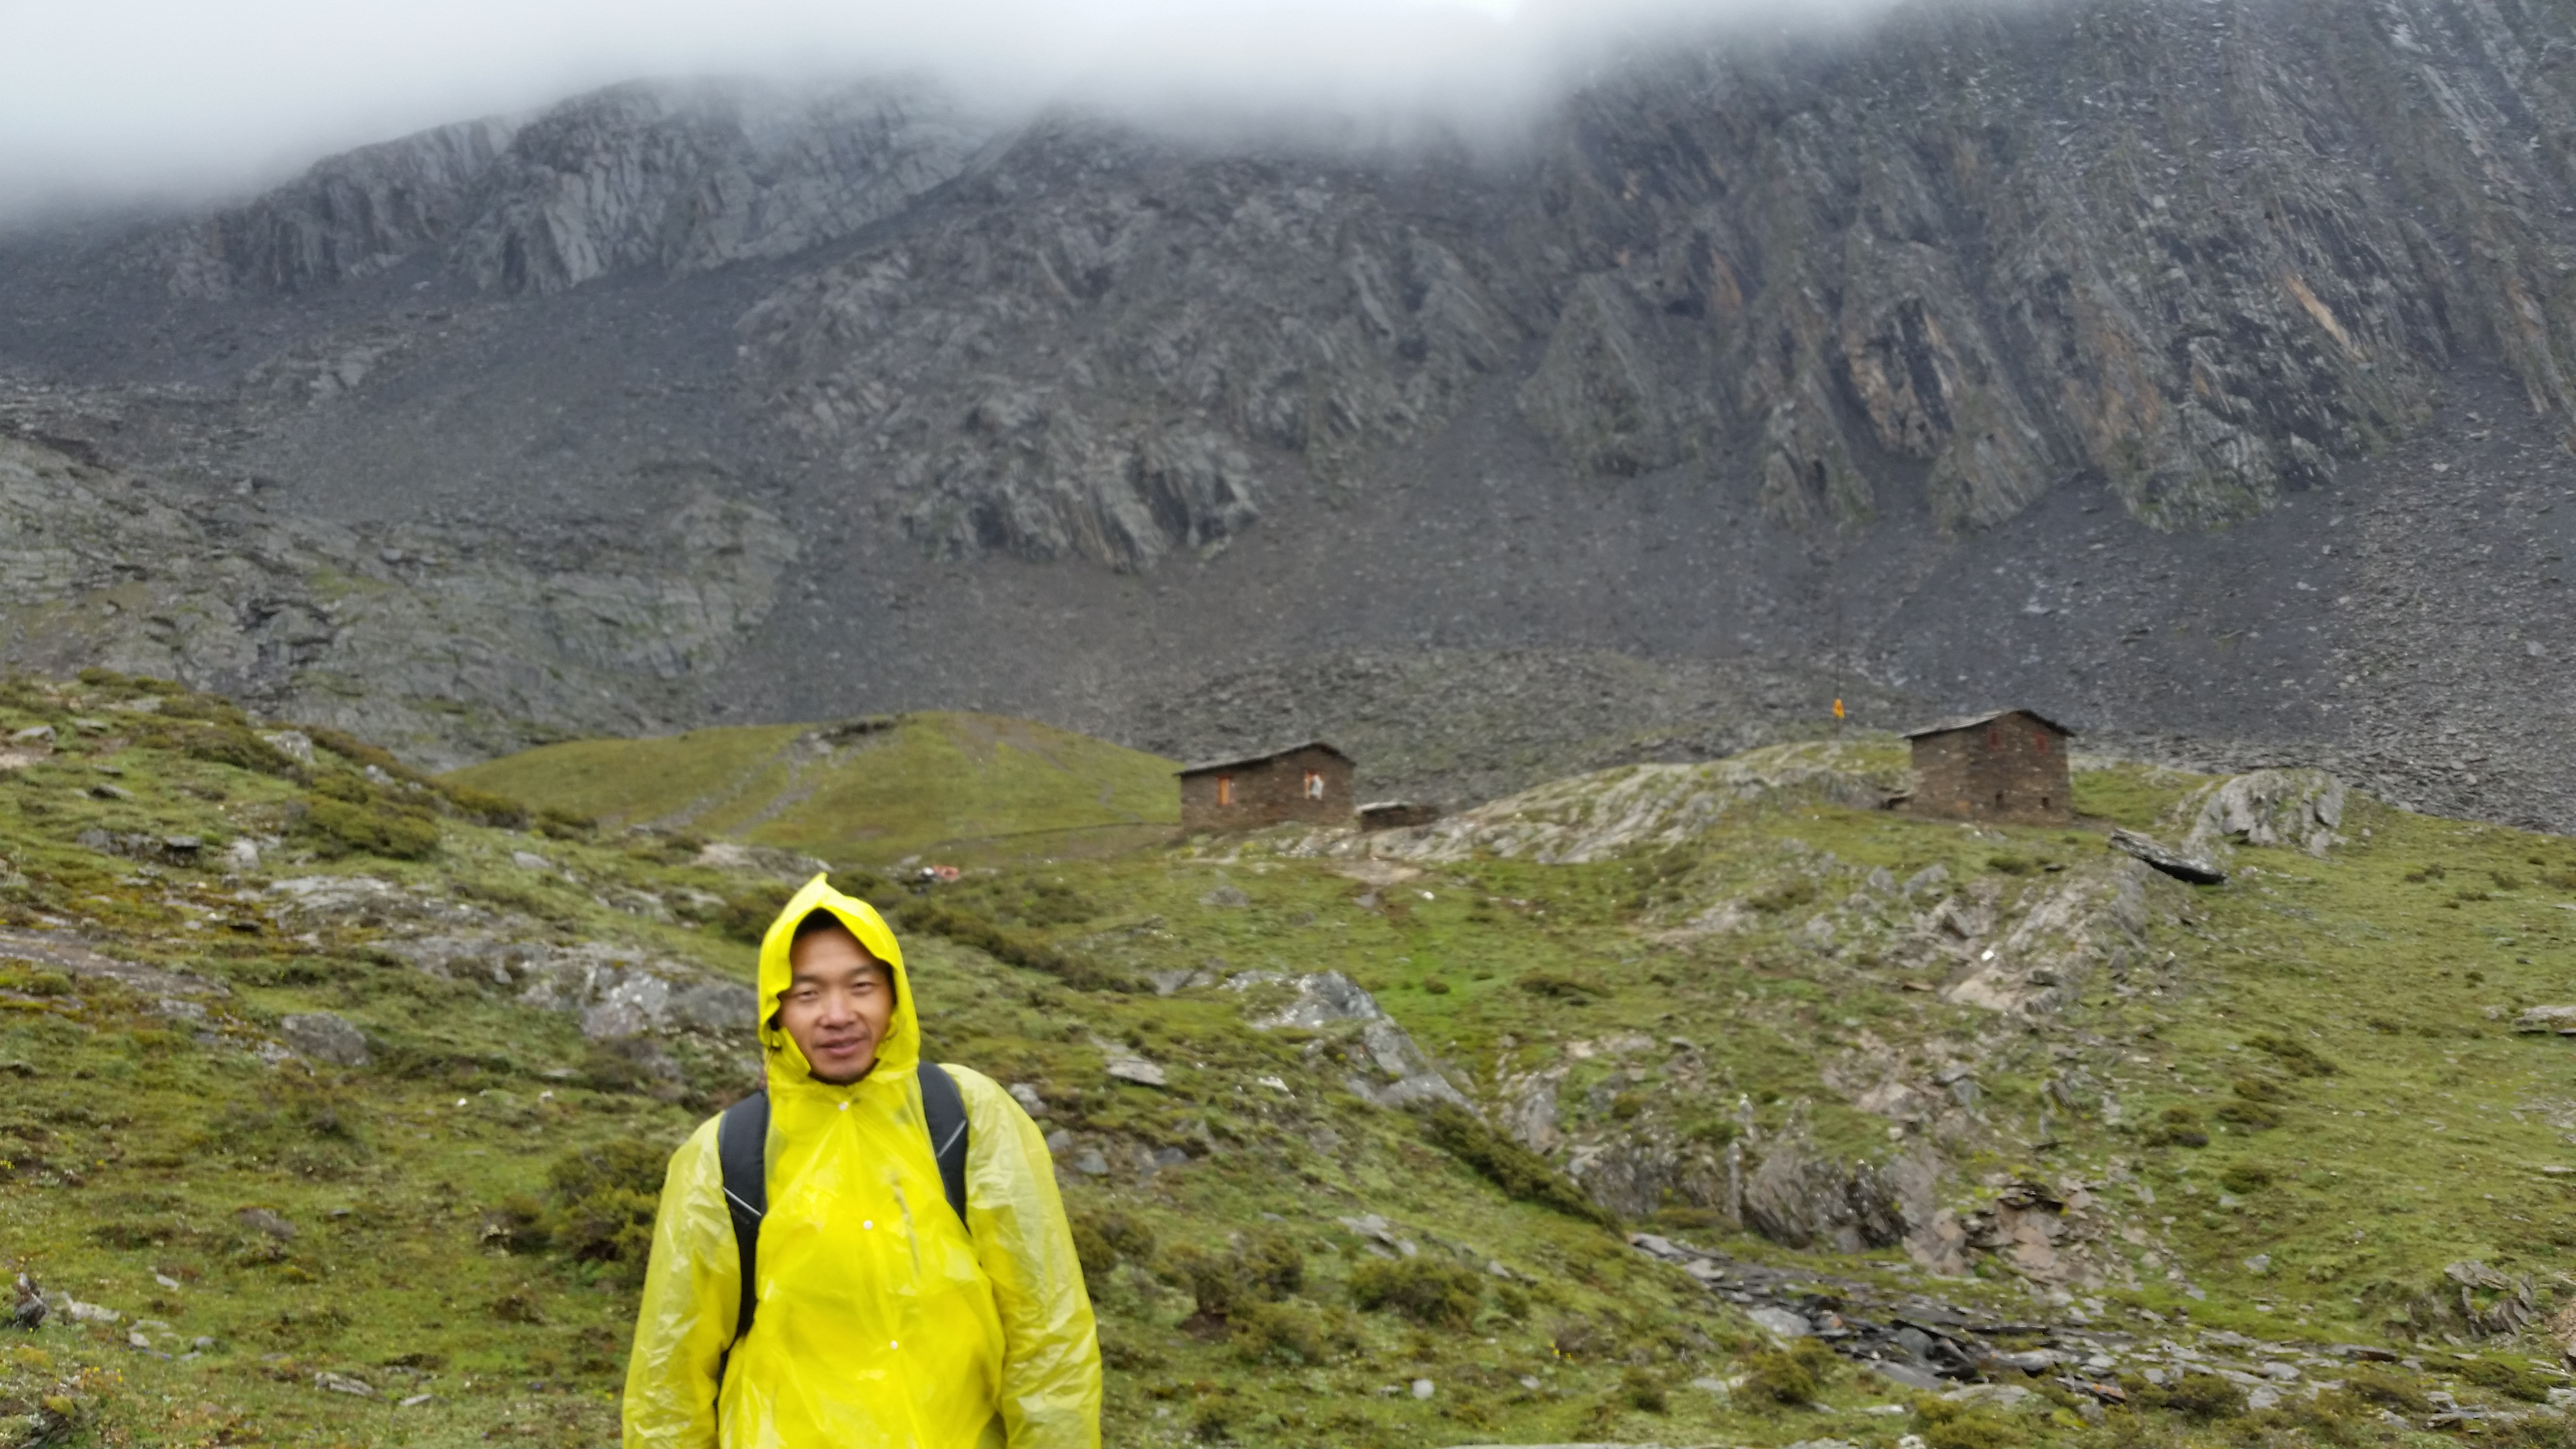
<box><xmin>0</xmin><ymin>0</ymin><xmax>1905</xmax><ymax>219</ymax></box>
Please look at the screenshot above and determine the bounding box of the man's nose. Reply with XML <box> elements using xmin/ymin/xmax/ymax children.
<box><xmin>816</xmin><ymin>990</ymin><xmax>860</xmax><ymax>1026</ymax></box>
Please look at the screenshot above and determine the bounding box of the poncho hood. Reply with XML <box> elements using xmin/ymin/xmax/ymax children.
<box><xmin>755</xmin><ymin>873</ymin><xmax>919</xmax><ymax>1092</ymax></box>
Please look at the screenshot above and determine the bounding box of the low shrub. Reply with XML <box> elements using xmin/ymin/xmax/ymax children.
<box><xmin>531</xmin><ymin>1137</ymin><xmax>671</xmax><ymax>1285</ymax></box>
<box><xmin>1748</xmin><ymin>878</ymin><xmax>1819</xmax><ymax>913</ymax></box>
<box><xmin>1229</xmin><ymin>1300</ymin><xmax>1354</xmax><ymax>1366</ymax></box>
<box><xmin>1985</xmin><ymin>853</ymin><xmax>2037</xmax><ymax>876</ymax></box>
<box><xmin>1619</xmin><ymin>1366</ymin><xmax>1669</xmax><ymax>1414</ymax></box>
<box><xmin>895</xmin><ymin>900</ymin><xmax>1127</xmax><ymax>991</ymax></box>
<box><xmin>1422</xmin><ymin>1102</ymin><xmax>1614</xmax><ymax>1225</ymax></box>
<box><xmin>2457</xmin><ymin>1355</ymin><xmax>2553</xmax><ymax>1402</ymax></box>
<box><xmin>2342</xmin><ymin>1367</ymin><xmax>2430</xmax><ymax>1414</ymax></box>
<box><xmin>438</xmin><ymin>783</ymin><xmax>529</xmax><ymax>828</ymax></box>
<box><xmin>2247</xmin><ymin>1033</ymin><xmax>2337</xmax><ymax>1076</ymax></box>
<box><xmin>1742</xmin><ymin>1339</ymin><xmax>1837</xmax><ymax>1406</ymax></box>
<box><xmin>1067</xmin><ymin>1208</ymin><xmax>1156</xmax><ymax>1278</ymax></box>
<box><xmin>534</xmin><ymin>806</ymin><xmax>595</xmax><ymax>842</ymax></box>
<box><xmin>2214</xmin><ymin>1098</ymin><xmax>2281</xmax><ymax>1129</ymax></box>
<box><xmin>190</xmin><ymin>1075</ymin><xmax>371</xmax><ymax>1178</ymax></box>
<box><xmin>2218</xmin><ymin>1161</ymin><xmax>2275</xmax><ymax>1193</ymax></box>
<box><xmin>1348</xmin><ymin>1255</ymin><xmax>1482</xmax><ymax>1329</ymax></box>
<box><xmin>1910</xmin><ymin>1394</ymin><xmax>2016</xmax><ymax>1449</ymax></box>
<box><xmin>1165</xmin><ymin>1228</ymin><xmax>1302</xmax><ymax>1319</ymax></box>
<box><xmin>1516</xmin><ymin>971</ymin><xmax>1609</xmax><ymax>1001</ymax></box>
<box><xmin>2131</xmin><ymin>1370</ymin><xmax>2244</xmax><ymax>1421</ymax></box>
<box><xmin>2142</xmin><ymin>1104</ymin><xmax>2209</xmax><ymax>1148</ymax></box>
<box><xmin>297</xmin><ymin>797</ymin><xmax>440</xmax><ymax>860</ymax></box>
<box><xmin>716</xmin><ymin>883</ymin><xmax>798</xmax><ymax>946</ymax></box>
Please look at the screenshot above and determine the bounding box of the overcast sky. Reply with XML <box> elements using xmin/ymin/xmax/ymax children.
<box><xmin>0</xmin><ymin>0</ymin><xmax>1899</xmax><ymax>217</ymax></box>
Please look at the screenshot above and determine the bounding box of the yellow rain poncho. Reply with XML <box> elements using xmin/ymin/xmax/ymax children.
<box><xmin>622</xmin><ymin>875</ymin><xmax>1101</xmax><ymax>1448</ymax></box>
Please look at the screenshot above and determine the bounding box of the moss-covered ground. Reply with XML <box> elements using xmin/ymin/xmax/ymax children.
<box><xmin>5</xmin><ymin>673</ymin><xmax>2576</xmax><ymax>1447</ymax></box>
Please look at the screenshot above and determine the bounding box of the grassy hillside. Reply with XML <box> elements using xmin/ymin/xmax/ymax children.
<box><xmin>6</xmin><ymin>673</ymin><xmax>2576</xmax><ymax>1448</ymax></box>
<box><xmin>442</xmin><ymin>712</ymin><xmax>1180</xmax><ymax>865</ymax></box>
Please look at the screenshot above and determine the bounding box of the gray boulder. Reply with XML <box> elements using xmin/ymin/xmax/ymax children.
<box><xmin>279</xmin><ymin>1012</ymin><xmax>370</xmax><ymax>1067</ymax></box>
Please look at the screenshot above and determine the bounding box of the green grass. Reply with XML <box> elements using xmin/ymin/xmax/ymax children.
<box><xmin>443</xmin><ymin>712</ymin><xmax>1180</xmax><ymax>866</ymax></box>
<box><xmin>7</xmin><ymin>671</ymin><xmax>2576</xmax><ymax>1446</ymax></box>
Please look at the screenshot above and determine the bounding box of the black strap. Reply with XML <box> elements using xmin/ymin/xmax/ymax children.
<box><xmin>714</xmin><ymin>1063</ymin><xmax>973</xmax><ymax>1350</ymax></box>
<box><xmin>918</xmin><ymin>1061</ymin><xmax>971</xmax><ymax>1232</ymax></box>
<box><xmin>716</xmin><ymin>1088</ymin><xmax>770</xmax><ymax>1349</ymax></box>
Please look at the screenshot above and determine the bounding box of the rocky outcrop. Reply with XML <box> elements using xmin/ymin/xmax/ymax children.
<box><xmin>738</xmin><ymin>120</ymin><xmax>1522</xmax><ymax>568</ymax></box>
<box><xmin>2179</xmin><ymin>769</ymin><xmax>2350</xmax><ymax>858</ymax></box>
<box><xmin>0</xmin><ymin>434</ymin><xmax>795</xmax><ymax>766</ymax></box>
<box><xmin>168</xmin><ymin>118</ymin><xmax>517</xmax><ymax>298</ymax></box>
<box><xmin>449</xmin><ymin>79</ymin><xmax>985</xmax><ymax>294</ymax></box>
<box><xmin>1373</xmin><ymin>742</ymin><xmax>1908</xmax><ymax>864</ymax></box>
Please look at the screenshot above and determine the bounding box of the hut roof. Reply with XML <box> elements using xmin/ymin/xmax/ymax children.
<box><xmin>1900</xmin><ymin>708</ymin><xmax>2077</xmax><ymax>741</ymax></box>
<box><xmin>1175</xmin><ymin>741</ymin><xmax>1353</xmax><ymax>776</ymax></box>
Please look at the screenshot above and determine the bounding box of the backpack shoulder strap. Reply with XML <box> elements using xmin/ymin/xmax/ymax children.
<box><xmin>917</xmin><ymin>1061</ymin><xmax>971</xmax><ymax>1232</ymax></box>
<box><xmin>716</xmin><ymin>1088</ymin><xmax>770</xmax><ymax>1346</ymax></box>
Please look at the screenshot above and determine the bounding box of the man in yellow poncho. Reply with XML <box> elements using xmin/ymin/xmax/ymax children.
<box><xmin>622</xmin><ymin>874</ymin><xmax>1102</xmax><ymax>1447</ymax></box>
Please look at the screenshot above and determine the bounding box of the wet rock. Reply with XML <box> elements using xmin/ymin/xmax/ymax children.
<box><xmin>313</xmin><ymin>1371</ymin><xmax>374</xmax><ymax>1396</ymax></box>
<box><xmin>236</xmin><ymin>1207</ymin><xmax>297</xmax><ymax>1240</ymax></box>
<box><xmin>2181</xmin><ymin>770</ymin><xmax>2349</xmax><ymax>858</ymax></box>
<box><xmin>1246</xmin><ymin>970</ymin><xmax>1382</xmax><ymax>1030</ymax></box>
<box><xmin>258</xmin><ymin>731</ymin><xmax>314</xmax><ymax>765</ymax></box>
<box><xmin>2109</xmin><ymin>830</ymin><xmax>2227</xmax><ymax>886</ymax></box>
<box><xmin>2513</xmin><ymin>1006</ymin><xmax>2576</xmax><ymax>1036</ymax></box>
<box><xmin>1105</xmin><ymin>1055</ymin><xmax>1167</xmax><ymax>1088</ymax></box>
<box><xmin>279</xmin><ymin>1012</ymin><xmax>370</xmax><ymax>1067</ymax></box>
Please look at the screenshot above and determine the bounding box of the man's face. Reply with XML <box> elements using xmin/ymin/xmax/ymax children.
<box><xmin>777</xmin><ymin>926</ymin><xmax>896</xmax><ymax>1085</ymax></box>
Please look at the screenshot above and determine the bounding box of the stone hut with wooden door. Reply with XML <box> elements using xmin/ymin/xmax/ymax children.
<box><xmin>1177</xmin><ymin>742</ymin><xmax>1355</xmax><ymax>834</ymax></box>
<box><xmin>1900</xmin><ymin>710</ymin><xmax>2076</xmax><ymax>824</ymax></box>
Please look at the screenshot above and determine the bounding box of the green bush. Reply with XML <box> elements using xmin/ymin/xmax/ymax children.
<box><xmin>2247</xmin><ymin>1034</ymin><xmax>2338</xmax><ymax>1077</ymax></box>
<box><xmin>1164</xmin><ymin>1228</ymin><xmax>1303</xmax><ymax>1318</ymax></box>
<box><xmin>716</xmin><ymin>882</ymin><xmax>798</xmax><ymax>946</ymax></box>
<box><xmin>1422</xmin><ymin>1102</ymin><xmax>1614</xmax><ymax>1225</ymax></box>
<box><xmin>190</xmin><ymin>1075</ymin><xmax>371</xmax><ymax>1178</ymax></box>
<box><xmin>1067</xmin><ymin>1209</ymin><xmax>1156</xmax><ymax>1278</ymax></box>
<box><xmin>1619</xmin><ymin>1366</ymin><xmax>1669</xmax><ymax>1414</ymax></box>
<box><xmin>532</xmin><ymin>1138</ymin><xmax>671</xmax><ymax>1284</ymax></box>
<box><xmin>2142</xmin><ymin>1104</ymin><xmax>2209</xmax><ymax>1148</ymax></box>
<box><xmin>298</xmin><ymin>797</ymin><xmax>441</xmax><ymax>860</ymax></box>
<box><xmin>1985</xmin><ymin>853</ymin><xmax>2037</xmax><ymax>876</ymax></box>
<box><xmin>439</xmin><ymin>783</ymin><xmax>529</xmax><ymax>828</ymax></box>
<box><xmin>535</xmin><ymin>806</ymin><xmax>595</xmax><ymax>842</ymax></box>
<box><xmin>2132</xmin><ymin>1370</ymin><xmax>2244</xmax><ymax>1421</ymax></box>
<box><xmin>896</xmin><ymin>900</ymin><xmax>1127</xmax><ymax>991</ymax></box>
<box><xmin>1742</xmin><ymin>1339</ymin><xmax>1837</xmax><ymax>1406</ymax></box>
<box><xmin>2218</xmin><ymin>1161</ymin><xmax>2275</xmax><ymax>1193</ymax></box>
<box><xmin>2342</xmin><ymin>1367</ymin><xmax>2430</xmax><ymax>1414</ymax></box>
<box><xmin>1228</xmin><ymin>1300</ymin><xmax>1352</xmax><ymax>1366</ymax></box>
<box><xmin>1348</xmin><ymin>1255</ymin><xmax>1482</xmax><ymax>1329</ymax></box>
<box><xmin>1515</xmin><ymin>971</ymin><xmax>1609</xmax><ymax>1001</ymax></box>
<box><xmin>2457</xmin><ymin>1356</ymin><xmax>2553</xmax><ymax>1403</ymax></box>
<box><xmin>1910</xmin><ymin>1394</ymin><xmax>2016</xmax><ymax>1449</ymax></box>
<box><xmin>303</xmin><ymin>725</ymin><xmax>434</xmax><ymax>784</ymax></box>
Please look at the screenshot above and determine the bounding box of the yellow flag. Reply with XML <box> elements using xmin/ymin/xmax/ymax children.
<box><xmin>1833</xmin><ymin>698</ymin><xmax>1846</xmax><ymax>721</ymax></box>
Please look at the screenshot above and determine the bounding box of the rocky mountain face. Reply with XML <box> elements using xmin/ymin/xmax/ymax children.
<box><xmin>1</xmin><ymin>0</ymin><xmax>2573</xmax><ymax>823</ymax></box>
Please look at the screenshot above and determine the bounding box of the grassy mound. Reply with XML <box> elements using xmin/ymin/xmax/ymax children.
<box><xmin>442</xmin><ymin>711</ymin><xmax>1179</xmax><ymax>865</ymax></box>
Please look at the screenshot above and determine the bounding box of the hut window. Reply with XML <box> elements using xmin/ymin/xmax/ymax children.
<box><xmin>2034</xmin><ymin>732</ymin><xmax>2050</xmax><ymax>754</ymax></box>
<box><xmin>1985</xmin><ymin>727</ymin><xmax>2001</xmax><ymax>751</ymax></box>
<box><xmin>1304</xmin><ymin>770</ymin><xmax>1325</xmax><ymax>800</ymax></box>
<box><xmin>1216</xmin><ymin>775</ymin><xmax>1235</xmax><ymax>807</ymax></box>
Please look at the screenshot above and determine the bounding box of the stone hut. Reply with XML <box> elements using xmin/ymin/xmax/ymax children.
<box><xmin>1357</xmin><ymin>800</ymin><xmax>1440</xmax><ymax>831</ymax></box>
<box><xmin>1177</xmin><ymin>742</ymin><xmax>1355</xmax><ymax>834</ymax></box>
<box><xmin>1901</xmin><ymin>709</ymin><xmax>2076</xmax><ymax>823</ymax></box>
